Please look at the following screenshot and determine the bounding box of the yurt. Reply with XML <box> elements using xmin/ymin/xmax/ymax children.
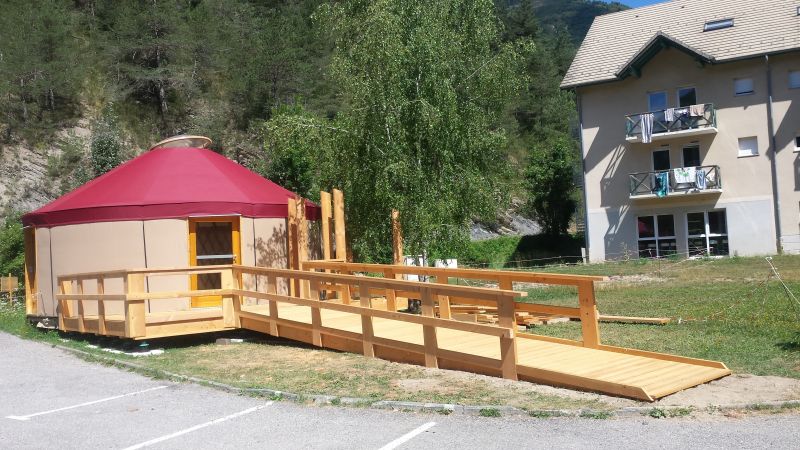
<box><xmin>22</xmin><ymin>136</ymin><xmax>319</xmax><ymax>321</ymax></box>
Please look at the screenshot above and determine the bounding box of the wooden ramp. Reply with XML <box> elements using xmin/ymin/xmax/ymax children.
<box><xmin>238</xmin><ymin>302</ymin><xmax>728</xmax><ymax>402</ymax></box>
<box><xmin>55</xmin><ymin>263</ymin><xmax>730</xmax><ymax>402</ymax></box>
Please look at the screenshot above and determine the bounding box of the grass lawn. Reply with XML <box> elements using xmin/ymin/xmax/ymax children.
<box><xmin>1</xmin><ymin>254</ymin><xmax>799</xmax><ymax>409</ymax></box>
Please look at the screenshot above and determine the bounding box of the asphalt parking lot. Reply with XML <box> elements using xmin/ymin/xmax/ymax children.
<box><xmin>2</xmin><ymin>332</ymin><xmax>799</xmax><ymax>450</ymax></box>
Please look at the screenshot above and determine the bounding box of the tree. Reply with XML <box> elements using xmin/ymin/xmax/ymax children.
<box><xmin>312</xmin><ymin>0</ymin><xmax>528</xmax><ymax>260</ymax></box>
<box><xmin>524</xmin><ymin>136</ymin><xmax>577</xmax><ymax>237</ymax></box>
<box><xmin>0</xmin><ymin>212</ymin><xmax>24</xmax><ymax>280</ymax></box>
<box><xmin>90</xmin><ymin>107</ymin><xmax>123</xmax><ymax>176</ymax></box>
<box><xmin>258</xmin><ymin>104</ymin><xmax>329</xmax><ymax>201</ymax></box>
<box><xmin>0</xmin><ymin>0</ymin><xmax>83</xmax><ymax>137</ymax></box>
<box><xmin>95</xmin><ymin>0</ymin><xmax>200</xmax><ymax>126</ymax></box>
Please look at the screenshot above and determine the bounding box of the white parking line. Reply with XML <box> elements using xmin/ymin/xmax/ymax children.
<box><xmin>6</xmin><ymin>386</ymin><xmax>168</xmax><ymax>421</ymax></box>
<box><xmin>378</xmin><ymin>422</ymin><xmax>437</xmax><ymax>450</ymax></box>
<box><xmin>120</xmin><ymin>402</ymin><xmax>273</xmax><ymax>450</ymax></box>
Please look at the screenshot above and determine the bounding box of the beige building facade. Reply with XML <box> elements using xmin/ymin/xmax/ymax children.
<box><xmin>563</xmin><ymin>1</ymin><xmax>800</xmax><ymax>261</ymax></box>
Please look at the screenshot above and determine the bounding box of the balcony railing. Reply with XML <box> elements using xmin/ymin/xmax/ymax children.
<box><xmin>629</xmin><ymin>165</ymin><xmax>721</xmax><ymax>198</ymax></box>
<box><xmin>625</xmin><ymin>103</ymin><xmax>717</xmax><ymax>142</ymax></box>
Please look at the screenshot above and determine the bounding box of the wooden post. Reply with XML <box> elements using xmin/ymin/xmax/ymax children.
<box><xmin>310</xmin><ymin>279</ymin><xmax>322</xmax><ymax>346</ymax></box>
<box><xmin>359</xmin><ymin>283</ymin><xmax>375</xmax><ymax>358</ymax></box>
<box><xmin>297</xmin><ymin>198</ymin><xmax>309</xmax><ymax>297</ymax></box>
<box><xmin>333</xmin><ymin>189</ymin><xmax>347</xmax><ymax>261</ymax></box>
<box><xmin>267</xmin><ymin>275</ymin><xmax>279</xmax><ymax>336</ymax></box>
<box><xmin>578</xmin><ymin>281</ymin><xmax>601</xmax><ymax>348</ymax></box>
<box><xmin>287</xmin><ymin>198</ymin><xmax>298</xmax><ymax>297</ymax></box>
<box><xmin>420</xmin><ymin>288</ymin><xmax>438</xmax><ymax>369</ymax></box>
<box><xmin>391</xmin><ymin>209</ymin><xmax>403</xmax><ymax>266</ymax></box>
<box><xmin>125</xmin><ymin>273</ymin><xmax>147</xmax><ymax>338</ymax></box>
<box><xmin>76</xmin><ymin>279</ymin><xmax>86</xmax><ymax>333</ymax></box>
<box><xmin>58</xmin><ymin>279</ymin><xmax>72</xmax><ymax>331</ymax></box>
<box><xmin>497</xmin><ymin>276</ymin><xmax>519</xmax><ymax>380</ymax></box>
<box><xmin>97</xmin><ymin>276</ymin><xmax>106</xmax><ymax>336</ymax></box>
<box><xmin>435</xmin><ymin>277</ymin><xmax>452</xmax><ymax>320</ymax></box>
<box><xmin>320</xmin><ymin>191</ymin><xmax>333</xmax><ymax>260</ymax></box>
<box><xmin>221</xmin><ymin>268</ymin><xmax>240</xmax><ymax>328</ymax></box>
<box><xmin>384</xmin><ymin>268</ymin><xmax>398</xmax><ymax>312</ymax></box>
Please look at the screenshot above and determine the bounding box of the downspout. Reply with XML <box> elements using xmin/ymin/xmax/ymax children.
<box><xmin>765</xmin><ymin>54</ymin><xmax>783</xmax><ymax>253</ymax></box>
<box><xmin>576</xmin><ymin>91</ymin><xmax>591</xmax><ymax>261</ymax></box>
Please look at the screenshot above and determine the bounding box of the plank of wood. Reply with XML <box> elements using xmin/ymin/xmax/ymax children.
<box><xmin>597</xmin><ymin>315</ymin><xmax>671</xmax><ymax>325</ymax></box>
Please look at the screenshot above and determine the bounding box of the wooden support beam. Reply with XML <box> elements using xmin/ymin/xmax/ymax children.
<box><xmin>58</xmin><ymin>279</ymin><xmax>72</xmax><ymax>330</ymax></box>
<box><xmin>332</xmin><ymin>189</ymin><xmax>347</xmax><ymax>261</ymax></box>
<box><xmin>97</xmin><ymin>276</ymin><xmax>106</xmax><ymax>335</ymax></box>
<box><xmin>435</xmin><ymin>277</ymin><xmax>451</xmax><ymax>320</ymax></box>
<box><xmin>320</xmin><ymin>191</ymin><xmax>333</xmax><ymax>260</ymax></box>
<box><xmin>310</xmin><ymin>279</ymin><xmax>322</xmax><ymax>346</ymax></box>
<box><xmin>297</xmin><ymin>198</ymin><xmax>309</xmax><ymax>297</ymax></box>
<box><xmin>287</xmin><ymin>198</ymin><xmax>299</xmax><ymax>297</ymax></box>
<box><xmin>578</xmin><ymin>281</ymin><xmax>601</xmax><ymax>348</ymax></box>
<box><xmin>384</xmin><ymin>268</ymin><xmax>398</xmax><ymax>312</ymax></box>
<box><xmin>267</xmin><ymin>275</ymin><xmax>279</xmax><ymax>336</ymax></box>
<box><xmin>221</xmin><ymin>269</ymin><xmax>240</xmax><ymax>328</ymax></box>
<box><xmin>391</xmin><ymin>209</ymin><xmax>403</xmax><ymax>266</ymax></box>
<box><xmin>497</xmin><ymin>294</ymin><xmax>519</xmax><ymax>381</ymax></box>
<box><xmin>359</xmin><ymin>283</ymin><xmax>375</xmax><ymax>357</ymax></box>
<box><xmin>125</xmin><ymin>274</ymin><xmax>147</xmax><ymax>338</ymax></box>
<box><xmin>420</xmin><ymin>288</ymin><xmax>438</xmax><ymax>369</ymax></box>
<box><xmin>76</xmin><ymin>279</ymin><xmax>86</xmax><ymax>333</ymax></box>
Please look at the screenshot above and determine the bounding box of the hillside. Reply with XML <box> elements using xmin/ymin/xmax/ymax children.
<box><xmin>0</xmin><ymin>0</ymin><xmax>625</xmax><ymax>224</ymax></box>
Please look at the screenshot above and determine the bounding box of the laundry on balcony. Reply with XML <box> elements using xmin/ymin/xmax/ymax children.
<box><xmin>654</xmin><ymin>171</ymin><xmax>669</xmax><ymax>197</ymax></box>
<box><xmin>689</xmin><ymin>104</ymin><xmax>705</xmax><ymax>117</ymax></box>
<box><xmin>673</xmin><ymin>166</ymin><xmax>696</xmax><ymax>184</ymax></box>
<box><xmin>696</xmin><ymin>168</ymin><xmax>707</xmax><ymax>190</ymax></box>
<box><xmin>640</xmin><ymin>112</ymin><xmax>654</xmax><ymax>143</ymax></box>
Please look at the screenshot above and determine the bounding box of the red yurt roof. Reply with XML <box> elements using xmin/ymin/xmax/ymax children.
<box><xmin>23</xmin><ymin>147</ymin><xmax>319</xmax><ymax>227</ymax></box>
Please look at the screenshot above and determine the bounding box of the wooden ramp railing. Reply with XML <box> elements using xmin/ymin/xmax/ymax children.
<box><xmin>301</xmin><ymin>260</ymin><xmax>606</xmax><ymax>348</ymax></box>
<box><xmin>56</xmin><ymin>263</ymin><xmax>730</xmax><ymax>401</ymax></box>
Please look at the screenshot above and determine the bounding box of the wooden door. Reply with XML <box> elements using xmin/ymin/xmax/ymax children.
<box><xmin>189</xmin><ymin>217</ymin><xmax>241</xmax><ymax>308</ymax></box>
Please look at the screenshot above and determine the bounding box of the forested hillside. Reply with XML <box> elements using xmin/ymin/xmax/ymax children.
<box><xmin>0</xmin><ymin>0</ymin><xmax>626</xmax><ymax>263</ymax></box>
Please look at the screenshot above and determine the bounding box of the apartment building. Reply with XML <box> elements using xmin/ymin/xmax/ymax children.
<box><xmin>562</xmin><ymin>0</ymin><xmax>800</xmax><ymax>262</ymax></box>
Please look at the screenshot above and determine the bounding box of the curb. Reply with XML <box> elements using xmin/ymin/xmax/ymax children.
<box><xmin>52</xmin><ymin>343</ymin><xmax>800</xmax><ymax>419</ymax></box>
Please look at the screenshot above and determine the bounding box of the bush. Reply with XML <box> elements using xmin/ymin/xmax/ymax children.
<box><xmin>0</xmin><ymin>213</ymin><xmax>24</xmax><ymax>280</ymax></box>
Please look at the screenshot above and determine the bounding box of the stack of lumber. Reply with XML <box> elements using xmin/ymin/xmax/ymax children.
<box><xmin>442</xmin><ymin>305</ymin><xmax>570</xmax><ymax>326</ymax></box>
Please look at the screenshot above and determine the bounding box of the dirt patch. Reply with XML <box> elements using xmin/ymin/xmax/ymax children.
<box><xmin>656</xmin><ymin>374</ymin><xmax>800</xmax><ymax>408</ymax></box>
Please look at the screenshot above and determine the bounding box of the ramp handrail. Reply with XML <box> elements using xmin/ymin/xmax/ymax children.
<box><xmin>301</xmin><ymin>260</ymin><xmax>605</xmax><ymax>349</ymax></box>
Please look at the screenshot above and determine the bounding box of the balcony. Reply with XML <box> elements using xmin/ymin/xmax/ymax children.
<box><xmin>629</xmin><ymin>165</ymin><xmax>722</xmax><ymax>199</ymax></box>
<box><xmin>625</xmin><ymin>103</ymin><xmax>717</xmax><ymax>143</ymax></box>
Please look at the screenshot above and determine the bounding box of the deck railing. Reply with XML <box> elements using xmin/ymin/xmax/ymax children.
<box><xmin>629</xmin><ymin>165</ymin><xmax>721</xmax><ymax>197</ymax></box>
<box><xmin>625</xmin><ymin>103</ymin><xmax>716</xmax><ymax>140</ymax></box>
<box><xmin>58</xmin><ymin>263</ymin><xmax>603</xmax><ymax>380</ymax></box>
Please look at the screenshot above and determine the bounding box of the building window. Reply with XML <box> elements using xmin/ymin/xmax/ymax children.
<box><xmin>682</xmin><ymin>143</ymin><xmax>701</xmax><ymax>167</ymax></box>
<box><xmin>677</xmin><ymin>87</ymin><xmax>697</xmax><ymax>107</ymax></box>
<box><xmin>638</xmin><ymin>215</ymin><xmax>677</xmax><ymax>258</ymax></box>
<box><xmin>738</xmin><ymin>136</ymin><xmax>758</xmax><ymax>157</ymax></box>
<box><xmin>652</xmin><ymin>148</ymin><xmax>671</xmax><ymax>171</ymax></box>
<box><xmin>704</xmin><ymin>18</ymin><xmax>734</xmax><ymax>31</ymax></box>
<box><xmin>790</xmin><ymin>71</ymin><xmax>800</xmax><ymax>89</ymax></box>
<box><xmin>734</xmin><ymin>78</ymin><xmax>754</xmax><ymax>96</ymax></box>
<box><xmin>687</xmin><ymin>211</ymin><xmax>729</xmax><ymax>256</ymax></box>
<box><xmin>795</xmin><ymin>135</ymin><xmax>800</xmax><ymax>151</ymax></box>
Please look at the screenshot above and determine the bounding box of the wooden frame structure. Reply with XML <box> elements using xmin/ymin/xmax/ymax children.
<box><xmin>55</xmin><ymin>262</ymin><xmax>730</xmax><ymax>401</ymax></box>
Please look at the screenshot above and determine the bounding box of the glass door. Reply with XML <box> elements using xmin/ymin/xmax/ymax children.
<box><xmin>189</xmin><ymin>217</ymin><xmax>241</xmax><ymax>308</ymax></box>
<box><xmin>648</xmin><ymin>91</ymin><xmax>668</xmax><ymax>133</ymax></box>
